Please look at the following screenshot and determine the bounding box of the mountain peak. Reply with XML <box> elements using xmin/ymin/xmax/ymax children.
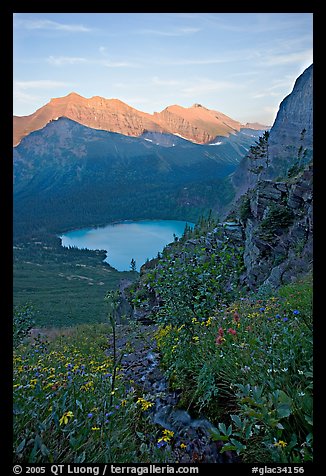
<box><xmin>50</xmin><ymin>92</ymin><xmax>83</xmax><ymax>102</ymax></box>
<box><xmin>13</xmin><ymin>93</ymin><xmax>267</xmax><ymax>147</ymax></box>
<box><xmin>191</xmin><ymin>103</ymin><xmax>205</xmax><ymax>108</ymax></box>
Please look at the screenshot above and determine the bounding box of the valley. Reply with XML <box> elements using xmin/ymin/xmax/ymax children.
<box><xmin>13</xmin><ymin>60</ymin><xmax>313</xmax><ymax>465</ymax></box>
<box><xmin>13</xmin><ymin>235</ymin><xmax>138</xmax><ymax>327</ymax></box>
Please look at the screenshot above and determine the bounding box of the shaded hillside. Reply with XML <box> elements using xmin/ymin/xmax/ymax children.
<box><xmin>13</xmin><ymin>118</ymin><xmax>263</xmax><ymax>239</ymax></box>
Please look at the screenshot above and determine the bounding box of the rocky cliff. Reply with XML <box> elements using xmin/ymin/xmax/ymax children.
<box><xmin>231</xmin><ymin>64</ymin><xmax>313</xmax><ymax>202</ymax></box>
<box><xmin>238</xmin><ymin>165</ymin><xmax>313</xmax><ymax>289</ymax></box>
<box><xmin>267</xmin><ymin>64</ymin><xmax>313</xmax><ymax>179</ymax></box>
<box><xmin>226</xmin><ymin>64</ymin><xmax>313</xmax><ymax>289</ymax></box>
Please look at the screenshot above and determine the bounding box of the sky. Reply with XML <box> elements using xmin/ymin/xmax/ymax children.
<box><xmin>13</xmin><ymin>12</ymin><xmax>313</xmax><ymax>125</ymax></box>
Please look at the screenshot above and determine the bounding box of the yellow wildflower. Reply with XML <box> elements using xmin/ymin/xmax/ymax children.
<box><xmin>274</xmin><ymin>440</ymin><xmax>287</xmax><ymax>448</ymax></box>
<box><xmin>91</xmin><ymin>427</ymin><xmax>100</xmax><ymax>431</ymax></box>
<box><xmin>158</xmin><ymin>429</ymin><xmax>174</xmax><ymax>443</ymax></box>
<box><xmin>180</xmin><ymin>443</ymin><xmax>187</xmax><ymax>449</ymax></box>
<box><xmin>80</xmin><ymin>381</ymin><xmax>94</xmax><ymax>391</ymax></box>
<box><xmin>59</xmin><ymin>411</ymin><xmax>74</xmax><ymax>425</ymax></box>
<box><xmin>205</xmin><ymin>317</ymin><xmax>213</xmax><ymax>327</ymax></box>
<box><xmin>137</xmin><ymin>397</ymin><xmax>154</xmax><ymax>411</ymax></box>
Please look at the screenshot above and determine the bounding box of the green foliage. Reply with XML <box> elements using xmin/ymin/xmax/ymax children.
<box><xmin>13</xmin><ymin>324</ymin><xmax>169</xmax><ymax>463</ymax></box>
<box><xmin>238</xmin><ymin>195</ymin><xmax>252</xmax><ymax>223</ymax></box>
<box><xmin>248</xmin><ymin>132</ymin><xmax>269</xmax><ymax>160</ymax></box>
<box><xmin>14</xmin><ymin>304</ymin><xmax>35</xmax><ymax>346</ymax></box>
<box><xmin>130</xmin><ymin>258</ymin><xmax>137</xmax><ymax>272</ymax></box>
<box><xmin>13</xmin><ymin>236</ymin><xmax>137</xmax><ymax>327</ymax></box>
<box><xmin>287</xmin><ymin>163</ymin><xmax>305</xmax><ymax>179</ymax></box>
<box><xmin>258</xmin><ymin>204</ymin><xmax>294</xmax><ymax>240</ymax></box>
<box><xmin>154</xmin><ymin>275</ymin><xmax>313</xmax><ymax>463</ymax></box>
<box><xmin>143</xmin><ymin>228</ymin><xmax>244</xmax><ymax>328</ymax></box>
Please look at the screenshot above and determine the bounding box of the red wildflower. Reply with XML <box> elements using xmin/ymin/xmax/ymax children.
<box><xmin>227</xmin><ymin>328</ymin><xmax>237</xmax><ymax>335</ymax></box>
<box><xmin>218</xmin><ymin>327</ymin><xmax>224</xmax><ymax>336</ymax></box>
<box><xmin>215</xmin><ymin>336</ymin><xmax>225</xmax><ymax>345</ymax></box>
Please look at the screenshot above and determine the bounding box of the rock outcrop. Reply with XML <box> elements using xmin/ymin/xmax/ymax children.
<box><xmin>239</xmin><ymin>165</ymin><xmax>313</xmax><ymax>289</ymax></box>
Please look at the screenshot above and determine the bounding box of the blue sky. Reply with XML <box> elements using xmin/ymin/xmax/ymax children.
<box><xmin>13</xmin><ymin>13</ymin><xmax>313</xmax><ymax>125</ymax></box>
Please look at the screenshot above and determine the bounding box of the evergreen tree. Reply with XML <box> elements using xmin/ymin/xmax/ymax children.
<box><xmin>130</xmin><ymin>258</ymin><xmax>137</xmax><ymax>272</ymax></box>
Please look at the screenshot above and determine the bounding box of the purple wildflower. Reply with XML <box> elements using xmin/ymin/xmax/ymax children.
<box><xmin>157</xmin><ymin>441</ymin><xmax>166</xmax><ymax>448</ymax></box>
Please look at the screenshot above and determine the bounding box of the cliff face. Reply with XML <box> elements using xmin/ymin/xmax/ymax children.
<box><xmin>231</xmin><ymin>64</ymin><xmax>313</xmax><ymax>200</ymax></box>
<box><xmin>227</xmin><ymin>64</ymin><xmax>313</xmax><ymax>289</ymax></box>
<box><xmin>266</xmin><ymin>64</ymin><xmax>313</xmax><ymax>179</ymax></box>
<box><xmin>240</xmin><ymin>165</ymin><xmax>313</xmax><ymax>289</ymax></box>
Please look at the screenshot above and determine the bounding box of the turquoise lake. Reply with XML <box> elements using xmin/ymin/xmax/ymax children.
<box><xmin>60</xmin><ymin>220</ymin><xmax>194</xmax><ymax>271</ymax></box>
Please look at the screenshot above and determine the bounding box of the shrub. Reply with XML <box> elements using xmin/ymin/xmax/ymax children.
<box><xmin>13</xmin><ymin>304</ymin><xmax>35</xmax><ymax>346</ymax></box>
<box><xmin>258</xmin><ymin>204</ymin><xmax>294</xmax><ymax>241</ymax></box>
<box><xmin>239</xmin><ymin>196</ymin><xmax>252</xmax><ymax>223</ymax></box>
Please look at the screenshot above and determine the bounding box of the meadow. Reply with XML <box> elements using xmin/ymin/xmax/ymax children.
<box><xmin>13</xmin><ymin>236</ymin><xmax>137</xmax><ymax>327</ymax></box>
<box><xmin>13</xmin><ymin>275</ymin><xmax>312</xmax><ymax>463</ymax></box>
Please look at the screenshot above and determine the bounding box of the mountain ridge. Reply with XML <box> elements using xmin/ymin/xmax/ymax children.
<box><xmin>13</xmin><ymin>93</ymin><xmax>269</xmax><ymax>147</ymax></box>
<box><xmin>13</xmin><ymin>116</ymin><xmax>265</xmax><ymax>239</ymax></box>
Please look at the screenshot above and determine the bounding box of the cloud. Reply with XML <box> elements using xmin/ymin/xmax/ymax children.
<box><xmin>47</xmin><ymin>56</ymin><xmax>87</xmax><ymax>66</ymax></box>
<box><xmin>251</xmin><ymin>75</ymin><xmax>298</xmax><ymax>99</ymax></box>
<box><xmin>152</xmin><ymin>77</ymin><xmax>181</xmax><ymax>86</ymax></box>
<box><xmin>181</xmin><ymin>79</ymin><xmax>238</xmax><ymax>96</ymax></box>
<box><xmin>157</xmin><ymin>48</ymin><xmax>258</xmax><ymax>67</ymax></box>
<box><xmin>14</xmin><ymin>17</ymin><xmax>92</xmax><ymax>32</ymax></box>
<box><xmin>13</xmin><ymin>80</ymin><xmax>73</xmax><ymax>111</ymax></box>
<box><xmin>262</xmin><ymin>49</ymin><xmax>313</xmax><ymax>66</ymax></box>
<box><xmin>13</xmin><ymin>89</ymin><xmax>39</xmax><ymax>105</ymax></box>
<box><xmin>99</xmin><ymin>46</ymin><xmax>108</xmax><ymax>56</ymax></box>
<box><xmin>191</xmin><ymin>13</ymin><xmax>312</xmax><ymax>35</ymax></box>
<box><xmin>170</xmin><ymin>58</ymin><xmax>229</xmax><ymax>66</ymax></box>
<box><xmin>136</xmin><ymin>26</ymin><xmax>201</xmax><ymax>36</ymax></box>
<box><xmin>46</xmin><ymin>55</ymin><xmax>136</xmax><ymax>68</ymax></box>
<box><xmin>14</xmin><ymin>80</ymin><xmax>71</xmax><ymax>90</ymax></box>
<box><xmin>101</xmin><ymin>60</ymin><xmax>135</xmax><ymax>68</ymax></box>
